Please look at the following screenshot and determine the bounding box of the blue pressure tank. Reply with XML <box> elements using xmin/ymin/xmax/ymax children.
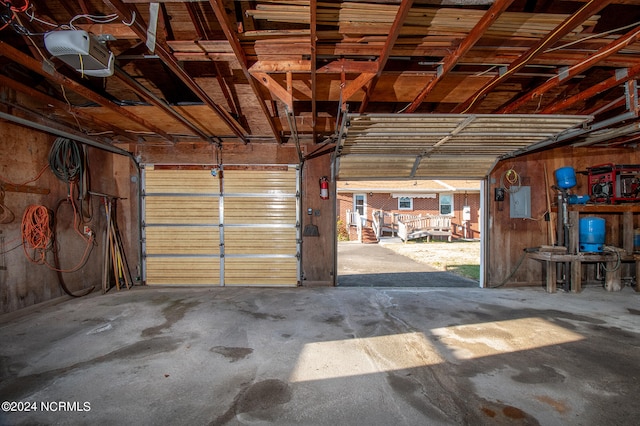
<box><xmin>554</xmin><ymin>166</ymin><xmax>577</xmax><ymax>189</ymax></box>
<box><xmin>579</xmin><ymin>217</ymin><xmax>605</xmax><ymax>252</ymax></box>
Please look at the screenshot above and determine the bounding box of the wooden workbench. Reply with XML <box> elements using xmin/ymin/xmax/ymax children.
<box><xmin>534</xmin><ymin>203</ymin><xmax>640</xmax><ymax>293</ymax></box>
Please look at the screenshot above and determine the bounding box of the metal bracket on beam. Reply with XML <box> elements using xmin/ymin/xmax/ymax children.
<box><xmin>625</xmin><ymin>79</ymin><xmax>639</xmax><ymax>115</ymax></box>
<box><xmin>615</xmin><ymin>68</ymin><xmax>629</xmax><ymax>81</ymax></box>
<box><xmin>409</xmin><ymin>156</ymin><xmax>423</xmax><ymax>179</ymax></box>
<box><xmin>558</xmin><ymin>66</ymin><xmax>570</xmax><ymax>82</ymax></box>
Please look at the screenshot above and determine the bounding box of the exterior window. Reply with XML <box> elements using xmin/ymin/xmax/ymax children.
<box><xmin>398</xmin><ymin>197</ymin><xmax>413</xmax><ymax>210</ymax></box>
<box><xmin>439</xmin><ymin>193</ymin><xmax>453</xmax><ymax>215</ymax></box>
<box><xmin>354</xmin><ymin>194</ymin><xmax>366</xmax><ymax>216</ymax></box>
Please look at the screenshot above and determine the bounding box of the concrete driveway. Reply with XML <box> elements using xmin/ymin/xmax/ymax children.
<box><xmin>1</xmin><ymin>285</ymin><xmax>639</xmax><ymax>425</ymax></box>
<box><xmin>337</xmin><ymin>241</ymin><xmax>477</xmax><ymax>287</ymax></box>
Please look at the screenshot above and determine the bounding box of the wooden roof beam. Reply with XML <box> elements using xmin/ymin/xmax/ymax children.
<box><xmin>452</xmin><ymin>0</ymin><xmax>613</xmax><ymax>114</ymax></box>
<box><xmin>499</xmin><ymin>25</ymin><xmax>640</xmax><ymax>114</ymax></box>
<box><xmin>103</xmin><ymin>0</ymin><xmax>248</xmax><ymax>142</ymax></box>
<box><xmin>0</xmin><ymin>75</ymin><xmax>136</xmax><ymax>143</ymax></box>
<box><xmin>359</xmin><ymin>0</ymin><xmax>415</xmax><ymax>114</ymax></box>
<box><xmin>208</xmin><ymin>0</ymin><xmax>282</xmax><ymax>143</ymax></box>
<box><xmin>0</xmin><ymin>41</ymin><xmax>175</xmax><ymax>142</ymax></box>
<box><xmin>542</xmin><ymin>64</ymin><xmax>640</xmax><ymax>114</ymax></box>
<box><xmin>405</xmin><ymin>0</ymin><xmax>514</xmax><ymax>113</ymax></box>
<box><xmin>113</xmin><ymin>67</ymin><xmax>212</xmax><ymax>140</ymax></box>
<box><xmin>184</xmin><ymin>4</ymin><xmax>241</xmax><ymax>121</ymax></box>
<box><xmin>251</xmin><ymin>72</ymin><xmax>293</xmax><ymax>111</ymax></box>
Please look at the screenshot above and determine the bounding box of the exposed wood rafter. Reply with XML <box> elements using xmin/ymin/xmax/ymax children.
<box><xmin>500</xmin><ymin>25</ymin><xmax>640</xmax><ymax>113</ymax></box>
<box><xmin>208</xmin><ymin>0</ymin><xmax>281</xmax><ymax>143</ymax></box>
<box><xmin>103</xmin><ymin>0</ymin><xmax>248</xmax><ymax>142</ymax></box>
<box><xmin>0</xmin><ymin>41</ymin><xmax>175</xmax><ymax>142</ymax></box>
<box><xmin>452</xmin><ymin>0</ymin><xmax>613</xmax><ymax>114</ymax></box>
<box><xmin>0</xmin><ymin>74</ymin><xmax>136</xmax><ymax>143</ymax></box>
<box><xmin>405</xmin><ymin>0</ymin><xmax>514</xmax><ymax>113</ymax></box>
<box><xmin>113</xmin><ymin>67</ymin><xmax>211</xmax><ymax>140</ymax></box>
<box><xmin>359</xmin><ymin>0</ymin><xmax>415</xmax><ymax>113</ymax></box>
<box><xmin>543</xmin><ymin>66</ymin><xmax>640</xmax><ymax>114</ymax></box>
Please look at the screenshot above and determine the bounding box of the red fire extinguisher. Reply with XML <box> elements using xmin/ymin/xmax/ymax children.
<box><xmin>319</xmin><ymin>176</ymin><xmax>329</xmax><ymax>200</ymax></box>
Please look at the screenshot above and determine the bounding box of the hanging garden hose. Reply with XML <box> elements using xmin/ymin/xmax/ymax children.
<box><xmin>48</xmin><ymin>137</ymin><xmax>84</xmax><ymax>192</ymax></box>
<box><xmin>49</xmin><ymin>137</ymin><xmax>92</xmax><ymax>220</ymax></box>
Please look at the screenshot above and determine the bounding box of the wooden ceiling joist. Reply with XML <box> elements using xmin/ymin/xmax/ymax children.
<box><xmin>452</xmin><ymin>0</ymin><xmax>614</xmax><ymax>114</ymax></box>
<box><xmin>103</xmin><ymin>0</ymin><xmax>248</xmax><ymax>142</ymax></box>
<box><xmin>113</xmin><ymin>67</ymin><xmax>211</xmax><ymax>140</ymax></box>
<box><xmin>184</xmin><ymin>6</ymin><xmax>241</xmax><ymax>121</ymax></box>
<box><xmin>542</xmin><ymin>64</ymin><xmax>640</xmax><ymax>114</ymax></box>
<box><xmin>251</xmin><ymin>72</ymin><xmax>294</xmax><ymax>110</ymax></box>
<box><xmin>500</xmin><ymin>25</ymin><xmax>640</xmax><ymax>114</ymax></box>
<box><xmin>358</xmin><ymin>0</ymin><xmax>415</xmax><ymax>113</ymax></box>
<box><xmin>208</xmin><ymin>0</ymin><xmax>281</xmax><ymax>143</ymax></box>
<box><xmin>405</xmin><ymin>0</ymin><xmax>515</xmax><ymax>113</ymax></box>
<box><xmin>0</xmin><ymin>41</ymin><xmax>175</xmax><ymax>142</ymax></box>
<box><xmin>0</xmin><ymin>75</ymin><xmax>136</xmax><ymax>143</ymax></box>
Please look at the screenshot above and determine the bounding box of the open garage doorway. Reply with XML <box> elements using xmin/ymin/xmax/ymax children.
<box><xmin>331</xmin><ymin>112</ymin><xmax>591</xmax><ymax>288</ymax></box>
<box><xmin>335</xmin><ymin>179</ymin><xmax>484</xmax><ymax>288</ymax></box>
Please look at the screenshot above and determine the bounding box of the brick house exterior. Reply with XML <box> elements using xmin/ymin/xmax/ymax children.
<box><xmin>337</xmin><ymin>180</ymin><xmax>481</xmax><ymax>240</ymax></box>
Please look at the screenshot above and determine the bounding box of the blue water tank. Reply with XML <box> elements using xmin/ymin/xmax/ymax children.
<box><xmin>554</xmin><ymin>166</ymin><xmax>577</xmax><ymax>189</ymax></box>
<box><xmin>579</xmin><ymin>217</ymin><xmax>605</xmax><ymax>252</ymax></box>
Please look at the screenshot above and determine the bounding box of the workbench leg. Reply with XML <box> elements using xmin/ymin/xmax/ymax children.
<box><xmin>545</xmin><ymin>261</ymin><xmax>556</xmax><ymax>293</ymax></box>
<box><xmin>571</xmin><ymin>261</ymin><xmax>582</xmax><ymax>293</ymax></box>
<box><xmin>605</xmin><ymin>261</ymin><xmax>623</xmax><ymax>291</ymax></box>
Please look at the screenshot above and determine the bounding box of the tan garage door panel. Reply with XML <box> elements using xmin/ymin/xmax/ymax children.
<box><xmin>224</xmin><ymin>258</ymin><xmax>298</xmax><ymax>286</ymax></box>
<box><xmin>224</xmin><ymin>227</ymin><xmax>297</xmax><ymax>256</ymax></box>
<box><xmin>144</xmin><ymin>167</ymin><xmax>221</xmax><ymax>286</ymax></box>
<box><xmin>145</xmin><ymin>227</ymin><xmax>220</xmax><ymax>255</ymax></box>
<box><xmin>146</xmin><ymin>257</ymin><xmax>220</xmax><ymax>286</ymax></box>
<box><xmin>223</xmin><ymin>165</ymin><xmax>299</xmax><ymax>287</ymax></box>
<box><xmin>224</xmin><ymin>198</ymin><xmax>297</xmax><ymax>225</ymax></box>
<box><xmin>145</xmin><ymin>196</ymin><xmax>219</xmax><ymax>224</ymax></box>
<box><xmin>143</xmin><ymin>165</ymin><xmax>299</xmax><ymax>287</ymax></box>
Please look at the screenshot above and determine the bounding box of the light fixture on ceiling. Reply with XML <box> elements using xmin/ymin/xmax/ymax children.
<box><xmin>44</xmin><ymin>30</ymin><xmax>114</xmax><ymax>77</ymax></box>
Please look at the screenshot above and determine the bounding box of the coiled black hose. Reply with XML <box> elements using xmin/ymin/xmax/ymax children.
<box><xmin>48</xmin><ymin>137</ymin><xmax>84</xmax><ymax>189</ymax></box>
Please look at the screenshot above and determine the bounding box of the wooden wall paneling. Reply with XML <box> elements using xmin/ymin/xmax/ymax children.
<box><xmin>0</xmin><ymin>122</ymin><xmax>110</xmax><ymax>313</ymax></box>
<box><xmin>301</xmin><ymin>150</ymin><xmax>334</xmax><ymax>285</ymax></box>
<box><xmin>488</xmin><ymin>146</ymin><xmax>640</xmax><ymax>288</ymax></box>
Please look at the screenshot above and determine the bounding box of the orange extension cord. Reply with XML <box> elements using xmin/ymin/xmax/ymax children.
<box><xmin>21</xmin><ymin>204</ymin><xmax>52</xmax><ymax>264</ymax></box>
<box><xmin>21</xmin><ymin>181</ymin><xmax>94</xmax><ymax>272</ymax></box>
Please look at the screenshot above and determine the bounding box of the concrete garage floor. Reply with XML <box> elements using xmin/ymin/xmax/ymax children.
<box><xmin>1</xmin><ymin>285</ymin><xmax>639</xmax><ymax>426</ymax></box>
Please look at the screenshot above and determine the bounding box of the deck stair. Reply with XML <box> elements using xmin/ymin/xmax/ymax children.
<box><xmin>361</xmin><ymin>227</ymin><xmax>378</xmax><ymax>244</ymax></box>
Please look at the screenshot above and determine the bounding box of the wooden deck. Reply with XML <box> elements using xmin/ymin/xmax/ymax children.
<box><xmin>398</xmin><ymin>215</ymin><xmax>453</xmax><ymax>242</ymax></box>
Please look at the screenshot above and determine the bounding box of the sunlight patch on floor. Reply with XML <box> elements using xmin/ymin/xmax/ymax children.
<box><xmin>289</xmin><ymin>332</ymin><xmax>444</xmax><ymax>383</ymax></box>
<box><xmin>431</xmin><ymin>317</ymin><xmax>584</xmax><ymax>360</ymax></box>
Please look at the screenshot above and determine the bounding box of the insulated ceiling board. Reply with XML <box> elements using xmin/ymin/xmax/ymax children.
<box><xmin>336</xmin><ymin>113</ymin><xmax>591</xmax><ymax>179</ymax></box>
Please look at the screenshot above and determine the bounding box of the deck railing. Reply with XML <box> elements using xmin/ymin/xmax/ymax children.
<box><xmin>397</xmin><ymin>215</ymin><xmax>453</xmax><ymax>242</ymax></box>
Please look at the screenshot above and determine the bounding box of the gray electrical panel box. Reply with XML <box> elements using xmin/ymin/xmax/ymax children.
<box><xmin>510</xmin><ymin>186</ymin><xmax>531</xmax><ymax>219</ymax></box>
